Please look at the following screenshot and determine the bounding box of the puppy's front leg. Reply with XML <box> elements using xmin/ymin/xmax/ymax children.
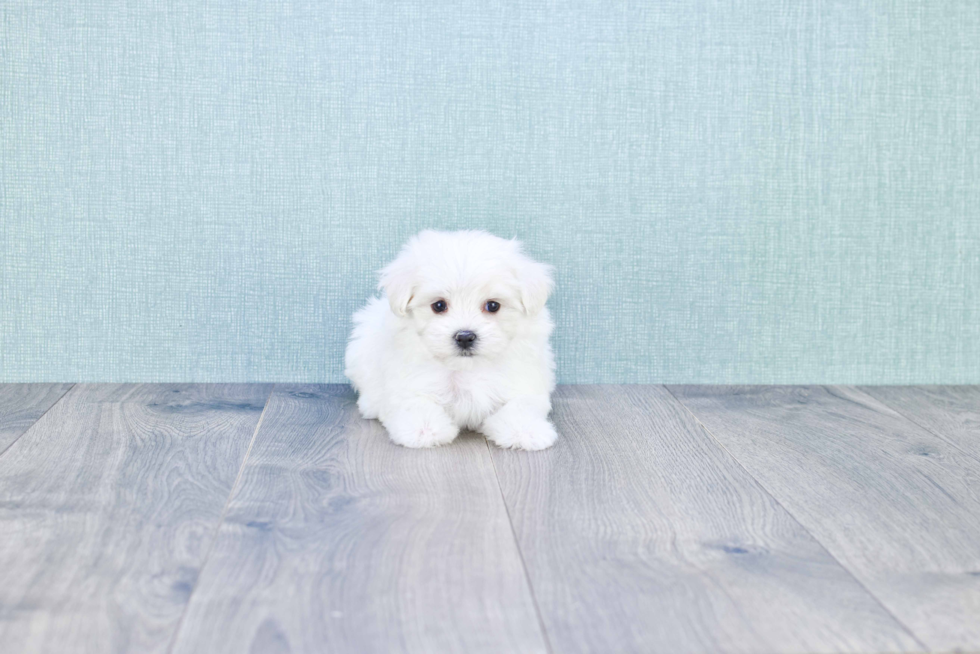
<box><xmin>382</xmin><ymin>399</ymin><xmax>459</xmax><ymax>448</ymax></box>
<box><xmin>479</xmin><ymin>395</ymin><xmax>557</xmax><ymax>451</ymax></box>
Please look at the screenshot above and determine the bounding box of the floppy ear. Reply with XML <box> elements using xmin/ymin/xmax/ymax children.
<box><xmin>378</xmin><ymin>250</ymin><xmax>418</xmax><ymax>317</ymax></box>
<box><xmin>513</xmin><ymin>253</ymin><xmax>554</xmax><ymax>315</ymax></box>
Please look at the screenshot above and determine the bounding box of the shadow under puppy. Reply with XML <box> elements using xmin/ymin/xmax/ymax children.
<box><xmin>344</xmin><ymin>230</ymin><xmax>557</xmax><ymax>450</ymax></box>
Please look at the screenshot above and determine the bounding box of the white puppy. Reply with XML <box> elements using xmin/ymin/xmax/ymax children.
<box><xmin>344</xmin><ymin>229</ymin><xmax>558</xmax><ymax>450</ymax></box>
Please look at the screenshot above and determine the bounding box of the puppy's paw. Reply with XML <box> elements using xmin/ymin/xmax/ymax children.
<box><xmin>483</xmin><ymin>417</ymin><xmax>558</xmax><ymax>451</ymax></box>
<box><xmin>383</xmin><ymin>404</ymin><xmax>459</xmax><ymax>448</ymax></box>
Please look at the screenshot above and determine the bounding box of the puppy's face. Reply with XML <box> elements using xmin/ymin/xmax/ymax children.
<box><xmin>378</xmin><ymin>230</ymin><xmax>553</xmax><ymax>366</ymax></box>
<box><xmin>410</xmin><ymin>281</ymin><xmax>520</xmax><ymax>361</ymax></box>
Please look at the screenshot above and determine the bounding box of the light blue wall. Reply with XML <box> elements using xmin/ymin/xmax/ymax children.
<box><xmin>2</xmin><ymin>1</ymin><xmax>978</xmax><ymax>384</ymax></box>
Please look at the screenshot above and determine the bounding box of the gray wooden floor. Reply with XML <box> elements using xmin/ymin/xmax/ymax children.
<box><xmin>1</xmin><ymin>385</ymin><xmax>978</xmax><ymax>654</ymax></box>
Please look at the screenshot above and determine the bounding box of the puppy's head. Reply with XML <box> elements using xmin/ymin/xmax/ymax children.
<box><xmin>378</xmin><ymin>230</ymin><xmax>553</xmax><ymax>364</ymax></box>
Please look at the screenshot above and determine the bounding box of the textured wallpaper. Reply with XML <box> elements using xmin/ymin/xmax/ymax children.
<box><xmin>2</xmin><ymin>1</ymin><xmax>978</xmax><ymax>383</ymax></box>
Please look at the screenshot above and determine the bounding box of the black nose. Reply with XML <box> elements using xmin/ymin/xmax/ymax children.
<box><xmin>454</xmin><ymin>330</ymin><xmax>478</xmax><ymax>349</ymax></box>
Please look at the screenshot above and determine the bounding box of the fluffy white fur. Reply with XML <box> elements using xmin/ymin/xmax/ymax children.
<box><xmin>344</xmin><ymin>229</ymin><xmax>557</xmax><ymax>450</ymax></box>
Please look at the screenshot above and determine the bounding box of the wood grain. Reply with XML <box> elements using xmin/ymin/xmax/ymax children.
<box><xmin>0</xmin><ymin>383</ymin><xmax>74</xmax><ymax>454</ymax></box>
<box><xmin>488</xmin><ymin>385</ymin><xmax>920</xmax><ymax>654</ymax></box>
<box><xmin>170</xmin><ymin>384</ymin><xmax>547</xmax><ymax>654</ymax></box>
<box><xmin>0</xmin><ymin>383</ymin><xmax>273</xmax><ymax>654</ymax></box>
<box><xmin>669</xmin><ymin>385</ymin><xmax>980</xmax><ymax>652</ymax></box>
<box><xmin>860</xmin><ymin>385</ymin><xmax>980</xmax><ymax>461</ymax></box>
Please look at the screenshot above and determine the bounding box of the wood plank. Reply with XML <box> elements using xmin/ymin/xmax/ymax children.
<box><xmin>489</xmin><ymin>385</ymin><xmax>920</xmax><ymax>654</ymax></box>
<box><xmin>668</xmin><ymin>385</ymin><xmax>980</xmax><ymax>652</ymax></box>
<box><xmin>171</xmin><ymin>384</ymin><xmax>547</xmax><ymax>654</ymax></box>
<box><xmin>860</xmin><ymin>386</ymin><xmax>980</xmax><ymax>461</ymax></box>
<box><xmin>0</xmin><ymin>383</ymin><xmax>273</xmax><ymax>654</ymax></box>
<box><xmin>0</xmin><ymin>383</ymin><xmax>74</xmax><ymax>454</ymax></box>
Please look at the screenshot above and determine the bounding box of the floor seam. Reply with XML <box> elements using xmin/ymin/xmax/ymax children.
<box><xmin>484</xmin><ymin>436</ymin><xmax>555</xmax><ymax>654</ymax></box>
<box><xmin>0</xmin><ymin>383</ymin><xmax>76</xmax><ymax>461</ymax></box>
<box><xmin>165</xmin><ymin>383</ymin><xmax>277</xmax><ymax>654</ymax></box>
<box><xmin>662</xmin><ymin>384</ymin><xmax>930</xmax><ymax>654</ymax></box>
<box><xmin>846</xmin><ymin>385</ymin><xmax>980</xmax><ymax>469</ymax></box>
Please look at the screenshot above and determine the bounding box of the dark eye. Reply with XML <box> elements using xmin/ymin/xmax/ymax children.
<box><xmin>484</xmin><ymin>300</ymin><xmax>500</xmax><ymax>313</ymax></box>
<box><xmin>431</xmin><ymin>300</ymin><xmax>448</xmax><ymax>314</ymax></box>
